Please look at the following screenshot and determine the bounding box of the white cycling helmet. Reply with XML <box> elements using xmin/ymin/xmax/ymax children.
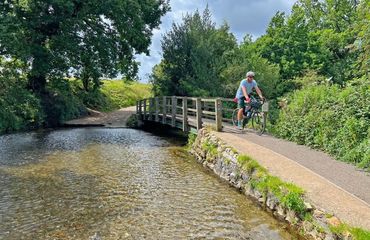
<box><xmin>246</xmin><ymin>71</ymin><xmax>255</xmax><ymax>77</ymax></box>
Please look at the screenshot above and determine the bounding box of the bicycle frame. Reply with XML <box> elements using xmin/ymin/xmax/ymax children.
<box><xmin>232</xmin><ymin>96</ymin><xmax>266</xmax><ymax>135</ymax></box>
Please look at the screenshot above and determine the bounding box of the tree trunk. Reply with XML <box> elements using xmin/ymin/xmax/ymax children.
<box><xmin>28</xmin><ymin>75</ymin><xmax>47</xmax><ymax>93</ymax></box>
<box><xmin>82</xmin><ymin>77</ymin><xmax>90</xmax><ymax>92</ymax></box>
<box><xmin>28</xmin><ymin>45</ymin><xmax>49</xmax><ymax>93</ymax></box>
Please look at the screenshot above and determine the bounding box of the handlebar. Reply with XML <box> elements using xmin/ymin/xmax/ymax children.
<box><xmin>244</xmin><ymin>96</ymin><xmax>265</xmax><ymax>104</ymax></box>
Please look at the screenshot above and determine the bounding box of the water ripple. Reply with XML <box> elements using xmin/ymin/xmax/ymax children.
<box><xmin>0</xmin><ymin>128</ymin><xmax>293</xmax><ymax>239</ymax></box>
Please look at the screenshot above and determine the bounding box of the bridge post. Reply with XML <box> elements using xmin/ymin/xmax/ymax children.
<box><xmin>148</xmin><ymin>98</ymin><xmax>153</xmax><ymax>121</ymax></box>
<box><xmin>196</xmin><ymin>98</ymin><xmax>202</xmax><ymax>131</ymax></box>
<box><xmin>143</xmin><ymin>99</ymin><xmax>147</xmax><ymax>120</ymax></box>
<box><xmin>215</xmin><ymin>98</ymin><xmax>222</xmax><ymax>132</ymax></box>
<box><xmin>155</xmin><ymin>97</ymin><xmax>159</xmax><ymax>122</ymax></box>
<box><xmin>139</xmin><ymin>100</ymin><xmax>143</xmax><ymax>120</ymax></box>
<box><xmin>162</xmin><ymin>96</ymin><xmax>167</xmax><ymax>124</ymax></box>
<box><xmin>171</xmin><ymin>96</ymin><xmax>177</xmax><ymax>127</ymax></box>
<box><xmin>182</xmin><ymin>97</ymin><xmax>188</xmax><ymax>132</ymax></box>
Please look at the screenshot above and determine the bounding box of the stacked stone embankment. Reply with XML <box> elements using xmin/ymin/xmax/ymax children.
<box><xmin>189</xmin><ymin>128</ymin><xmax>365</xmax><ymax>240</ymax></box>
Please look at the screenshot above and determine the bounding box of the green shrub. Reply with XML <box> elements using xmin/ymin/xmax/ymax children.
<box><xmin>237</xmin><ymin>155</ymin><xmax>268</xmax><ymax>175</ymax></box>
<box><xmin>202</xmin><ymin>140</ymin><xmax>218</xmax><ymax>158</ymax></box>
<box><xmin>0</xmin><ymin>66</ymin><xmax>44</xmax><ymax>133</ymax></box>
<box><xmin>330</xmin><ymin>223</ymin><xmax>370</xmax><ymax>240</ymax></box>
<box><xmin>187</xmin><ymin>132</ymin><xmax>197</xmax><ymax>148</ymax></box>
<box><xmin>44</xmin><ymin>79</ymin><xmax>87</xmax><ymax>126</ymax></box>
<box><xmin>237</xmin><ymin>155</ymin><xmax>253</xmax><ymax>165</ymax></box>
<box><xmin>274</xmin><ymin>79</ymin><xmax>370</xmax><ymax>170</ymax></box>
<box><xmin>253</xmin><ymin>174</ymin><xmax>305</xmax><ymax>215</ymax></box>
<box><xmin>126</xmin><ymin>114</ymin><xmax>139</xmax><ymax>128</ymax></box>
<box><xmin>281</xmin><ymin>191</ymin><xmax>306</xmax><ymax>215</ymax></box>
<box><xmin>350</xmin><ymin>227</ymin><xmax>370</xmax><ymax>240</ymax></box>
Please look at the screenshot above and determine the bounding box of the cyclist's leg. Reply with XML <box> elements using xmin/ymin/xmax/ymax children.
<box><xmin>237</xmin><ymin>97</ymin><xmax>246</xmax><ymax>128</ymax></box>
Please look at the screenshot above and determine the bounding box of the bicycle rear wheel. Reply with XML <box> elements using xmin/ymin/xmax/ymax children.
<box><xmin>251</xmin><ymin>112</ymin><xmax>266</xmax><ymax>135</ymax></box>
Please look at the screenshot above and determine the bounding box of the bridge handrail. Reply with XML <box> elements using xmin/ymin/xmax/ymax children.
<box><xmin>136</xmin><ymin>96</ymin><xmax>262</xmax><ymax>132</ymax></box>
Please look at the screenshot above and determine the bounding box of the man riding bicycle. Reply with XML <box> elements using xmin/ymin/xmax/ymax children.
<box><xmin>235</xmin><ymin>71</ymin><xmax>264</xmax><ymax>130</ymax></box>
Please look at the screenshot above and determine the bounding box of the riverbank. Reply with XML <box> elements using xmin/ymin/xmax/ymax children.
<box><xmin>188</xmin><ymin>128</ymin><xmax>370</xmax><ymax>240</ymax></box>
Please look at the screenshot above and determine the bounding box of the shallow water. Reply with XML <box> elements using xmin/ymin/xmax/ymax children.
<box><xmin>0</xmin><ymin>128</ymin><xmax>294</xmax><ymax>239</ymax></box>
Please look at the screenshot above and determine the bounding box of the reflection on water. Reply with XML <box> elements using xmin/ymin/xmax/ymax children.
<box><xmin>0</xmin><ymin>128</ymin><xmax>294</xmax><ymax>239</ymax></box>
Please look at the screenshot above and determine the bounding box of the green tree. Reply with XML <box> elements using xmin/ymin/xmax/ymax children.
<box><xmin>151</xmin><ymin>7</ymin><xmax>237</xmax><ymax>97</ymax></box>
<box><xmin>0</xmin><ymin>0</ymin><xmax>168</xmax><ymax>124</ymax></box>
<box><xmin>353</xmin><ymin>0</ymin><xmax>370</xmax><ymax>78</ymax></box>
<box><xmin>221</xmin><ymin>35</ymin><xmax>281</xmax><ymax>99</ymax></box>
<box><xmin>256</xmin><ymin>0</ymin><xmax>360</xmax><ymax>86</ymax></box>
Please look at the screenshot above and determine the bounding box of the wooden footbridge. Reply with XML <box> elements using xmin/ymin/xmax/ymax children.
<box><xmin>136</xmin><ymin>96</ymin><xmax>268</xmax><ymax>132</ymax></box>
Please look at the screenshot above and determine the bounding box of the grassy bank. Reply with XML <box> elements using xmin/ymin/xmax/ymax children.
<box><xmin>69</xmin><ymin>79</ymin><xmax>152</xmax><ymax>112</ymax></box>
<box><xmin>100</xmin><ymin>80</ymin><xmax>152</xmax><ymax>111</ymax></box>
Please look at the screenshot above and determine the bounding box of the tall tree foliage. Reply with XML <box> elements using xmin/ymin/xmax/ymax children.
<box><xmin>353</xmin><ymin>0</ymin><xmax>370</xmax><ymax>78</ymax></box>
<box><xmin>221</xmin><ymin>35</ymin><xmax>281</xmax><ymax>99</ymax></box>
<box><xmin>151</xmin><ymin>8</ymin><xmax>237</xmax><ymax>97</ymax></box>
<box><xmin>256</xmin><ymin>9</ymin><xmax>311</xmax><ymax>82</ymax></box>
<box><xmin>256</xmin><ymin>0</ymin><xmax>361</xmax><ymax>85</ymax></box>
<box><xmin>0</xmin><ymin>0</ymin><xmax>169</xmax><ymax>93</ymax></box>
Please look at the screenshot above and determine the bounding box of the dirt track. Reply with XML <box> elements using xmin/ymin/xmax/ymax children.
<box><xmin>64</xmin><ymin>106</ymin><xmax>136</xmax><ymax>127</ymax></box>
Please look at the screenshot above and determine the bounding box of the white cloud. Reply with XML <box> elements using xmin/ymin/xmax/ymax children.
<box><xmin>136</xmin><ymin>0</ymin><xmax>296</xmax><ymax>82</ymax></box>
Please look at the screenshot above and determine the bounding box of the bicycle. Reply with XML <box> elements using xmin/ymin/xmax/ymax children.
<box><xmin>232</xmin><ymin>96</ymin><xmax>267</xmax><ymax>135</ymax></box>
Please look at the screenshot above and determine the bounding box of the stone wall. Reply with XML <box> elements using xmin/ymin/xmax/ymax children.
<box><xmin>189</xmin><ymin>128</ymin><xmax>353</xmax><ymax>240</ymax></box>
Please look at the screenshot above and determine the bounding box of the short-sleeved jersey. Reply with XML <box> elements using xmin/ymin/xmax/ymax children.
<box><xmin>235</xmin><ymin>79</ymin><xmax>257</xmax><ymax>98</ymax></box>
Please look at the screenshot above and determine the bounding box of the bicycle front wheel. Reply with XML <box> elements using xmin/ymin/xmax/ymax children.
<box><xmin>251</xmin><ymin>112</ymin><xmax>266</xmax><ymax>135</ymax></box>
<box><xmin>232</xmin><ymin>108</ymin><xmax>239</xmax><ymax>126</ymax></box>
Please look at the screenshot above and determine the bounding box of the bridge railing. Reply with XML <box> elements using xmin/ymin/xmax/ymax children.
<box><xmin>136</xmin><ymin>96</ymin><xmax>236</xmax><ymax>132</ymax></box>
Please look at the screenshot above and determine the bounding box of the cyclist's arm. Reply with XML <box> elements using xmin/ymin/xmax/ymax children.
<box><xmin>242</xmin><ymin>86</ymin><xmax>250</xmax><ymax>102</ymax></box>
<box><xmin>255</xmin><ymin>86</ymin><xmax>264</xmax><ymax>100</ymax></box>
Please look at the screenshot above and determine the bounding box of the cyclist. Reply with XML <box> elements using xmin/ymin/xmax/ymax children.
<box><xmin>235</xmin><ymin>71</ymin><xmax>264</xmax><ymax>130</ymax></box>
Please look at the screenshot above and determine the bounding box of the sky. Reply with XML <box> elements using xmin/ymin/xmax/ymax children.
<box><xmin>136</xmin><ymin>0</ymin><xmax>297</xmax><ymax>82</ymax></box>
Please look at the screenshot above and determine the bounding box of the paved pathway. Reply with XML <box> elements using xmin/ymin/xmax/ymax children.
<box><xmin>213</xmin><ymin>129</ymin><xmax>370</xmax><ymax>230</ymax></box>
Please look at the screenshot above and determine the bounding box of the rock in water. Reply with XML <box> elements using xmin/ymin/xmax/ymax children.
<box><xmin>89</xmin><ymin>232</ymin><xmax>102</xmax><ymax>240</ymax></box>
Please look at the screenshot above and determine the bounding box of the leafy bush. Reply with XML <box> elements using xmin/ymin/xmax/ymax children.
<box><xmin>202</xmin><ymin>139</ymin><xmax>218</xmax><ymax>158</ymax></box>
<box><xmin>126</xmin><ymin>114</ymin><xmax>139</xmax><ymax>128</ymax></box>
<box><xmin>187</xmin><ymin>132</ymin><xmax>197</xmax><ymax>148</ymax></box>
<box><xmin>274</xmin><ymin>78</ymin><xmax>370</xmax><ymax>170</ymax></box>
<box><xmin>0</xmin><ymin>64</ymin><xmax>44</xmax><ymax>133</ymax></box>
<box><xmin>43</xmin><ymin>79</ymin><xmax>87</xmax><ymax>127</ymax></box>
